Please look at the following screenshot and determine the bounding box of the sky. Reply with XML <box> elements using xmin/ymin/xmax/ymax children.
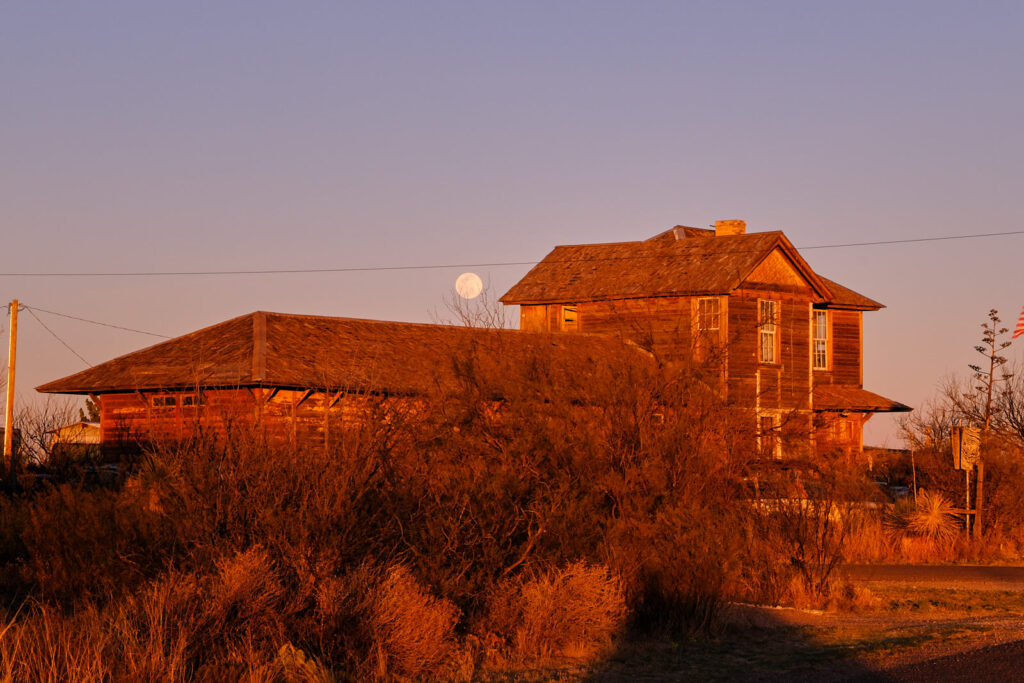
<box><xmin>2</xmin><ymin>1</ymin><xmax>1023</xmax><ymax>446</ymax></box>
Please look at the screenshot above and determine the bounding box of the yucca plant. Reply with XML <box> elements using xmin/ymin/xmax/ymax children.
<box><xmin>906</xmin><ymin>489</ymin><xmax>959</xmax><ymax>544</ymax></box>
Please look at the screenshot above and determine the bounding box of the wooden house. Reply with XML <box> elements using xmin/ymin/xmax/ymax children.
<box><xmin>500</xmin><ymin>220</ymin><xmax>910</xmax><ymax>458</ymax></box>
<box><xmin>36</xmin><ymin>312</ymin><xmax>640</xmax><ymax>452</ymax></box>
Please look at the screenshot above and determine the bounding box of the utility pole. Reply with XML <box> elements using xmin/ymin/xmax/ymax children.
<box><xmin>3</xmin><ymin>300</ymin><xmax>18</xmax><ymax>476</ymax></box>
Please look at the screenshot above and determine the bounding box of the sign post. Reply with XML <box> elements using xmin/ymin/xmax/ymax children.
<box><xmin>952</xmin><ymin>425</ymin><xmax>982</xmax><ymax>536</ymax></box>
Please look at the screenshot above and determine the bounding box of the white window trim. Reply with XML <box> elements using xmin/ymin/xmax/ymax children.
<box><xmin>697</xmin><ymin>297</ymin><xmax>721</xmax><ymax>333</ymax></box>
<box><xmin>759</xmin><ymin>299</ymin><xmax>779</xmax><ymax>364</ymax></box>
<box><xmin>812</xmin><ymin>309</ymin><xmax>829</xmax><ymax>370</ymax></box>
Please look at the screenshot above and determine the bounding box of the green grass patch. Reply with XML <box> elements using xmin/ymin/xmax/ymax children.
<box><xmin>869</xmin><ymin>586</ymin><xmax>1024</xmax><ymax>613</ymax></box>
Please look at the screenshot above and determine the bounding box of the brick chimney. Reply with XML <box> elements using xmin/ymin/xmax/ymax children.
<box><xmin>714</xmin><ymin>219</ymin><xmax>746</xmax><ymax>236</ymax></box>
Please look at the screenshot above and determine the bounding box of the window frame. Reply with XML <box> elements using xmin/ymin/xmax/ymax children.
<box><xmin>694</xmin><ymin>296</ymin><xmax>722</xmax><ymax>360</ymax></box>
<box><xmin>812</xmin><ymin>309</ymin><xmax>829</xmax><ymax>371</ymax></box>
<box><xmin>759</xmin><ymin>413</ymin><xmax>782</xmax><ymax>460</ymax></box>
<box><xmin>758</xmin><ymin>299</ymin><xmax>779</xmax><ymax>364</ymax></box>
<box><xmin>151</xmin><ymin>395</ymin><xmax>177</xmax><ymax>408</ymax></box>
<box><xmin>696</xmin><ymin>297</ymin><xmax>721</xmax><ymax>335</ymax></box>
<box><xmin>560</xmin><ymin>304</ymin><xmax>579</xmax><ymax>332</ymax></box>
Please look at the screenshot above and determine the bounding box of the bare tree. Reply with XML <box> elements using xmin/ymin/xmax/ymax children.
<box><xmin>432</xmin><ymin>282</ymin><xmax>512</xmax><ymax>330</ymax></box>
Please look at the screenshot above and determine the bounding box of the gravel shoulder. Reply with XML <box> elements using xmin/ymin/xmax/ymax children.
<box><xmin>517</xmin><ymin>566</ymin><xmax>1024</xmax><ymax>682</ymax></box>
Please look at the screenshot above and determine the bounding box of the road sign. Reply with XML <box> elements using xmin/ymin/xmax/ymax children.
<box><xmin>952</xmin><ymin>426</ymin><xmax>982</xmax><ymax>470</ymax></box>
<box><xmin>961</xmin><ymin>427</ymin><xmax>981</xmax><ymax>467</ymax></box>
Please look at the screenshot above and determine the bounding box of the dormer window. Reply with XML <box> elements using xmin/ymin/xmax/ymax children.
<box><xmin>561</xmin><ymin>305</ymin><xmax>579</xmax><ymax>332</ymax></box>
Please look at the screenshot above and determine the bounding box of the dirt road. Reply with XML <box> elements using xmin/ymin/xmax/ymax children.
<box><xmin>842</xmin><ymin>564</ymin><xmax>1024</xmax><ymax>590</ymax></box>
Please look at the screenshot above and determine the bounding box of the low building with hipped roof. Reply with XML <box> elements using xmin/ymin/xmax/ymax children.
<box><xmin>36</xmin><ymin>312</ymin><xmax>644</xmax><ymax>452</ymax></box>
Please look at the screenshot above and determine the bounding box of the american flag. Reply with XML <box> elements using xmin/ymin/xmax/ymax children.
<box><xmin>1015</xmin><ymin>305</ymin><xmax>1024</xmax><ymax>340</ymax></box>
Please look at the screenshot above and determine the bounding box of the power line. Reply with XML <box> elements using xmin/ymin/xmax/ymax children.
<box><xmin>24</xmin><ymin>305</ymin><xmax>170</xmax><ymax>339</ymax></box>
<box><xmin>24</xmin><ymin>306</ymin><xmax>92</xmax><ymax>367</ymax></box>
<box><xmin>1</xmin><ymin>228</ymin><xmax>1022</xmax><ymax>278</ymax></box>
<box><xmin>798</xmin><ymin>230</ymin><xmax>1024</xmax><ymax>250</ymax></box>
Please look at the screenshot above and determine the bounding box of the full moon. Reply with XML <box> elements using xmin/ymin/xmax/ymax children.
<box><xmin>455</xmin><ymin>272</ymin><xmax>483</xmax><ymax>299</ymax></box>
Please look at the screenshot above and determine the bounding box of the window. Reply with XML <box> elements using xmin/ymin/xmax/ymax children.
<box><xmin>697</xmin><ymin>297</ymin><xmax>720</xmax><ymax>334</ymax></box>
<box><xmin>812</xmin><ymin>310</ymin><xmax>829</xmax><ymax>370</ymax></box>
<box><xmin>759</xmin><ymin>300</ymin><xmax>778</xmax><ymax>364</ymax></box>
<box><xmin>759</xmin><ymin>414</ymin><xmax>781</xmax><ymax>460</ymax></box>
<box><xmin>695</xmin><ymin>297</ymin><xmax>721</xmax><ymax>360</ymax></box>
<box><xmin>181</xmin><ymin>394</ymin><xmax>202</xmax><ymax>407</ymax></box>
<box><xmin>151</xmin><ymin>395</ymin><xmax>176</xmax><ymax>408</ymax></box>
<box><xmin>561</xmin><ymin>305</ymin><xmax>579</xmax><ymax>332</ymax></box>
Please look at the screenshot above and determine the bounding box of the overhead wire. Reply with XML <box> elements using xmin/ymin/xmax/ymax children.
<box><xmin>24</xmin><ymin>306</ymin><xmax>170</xmax><ymax>339</ymax></box>
<box><xmin>0</xmin><ymin>228</ymin><xmax>1022</xmax><ymax>278</ymax></box>
<box><xmin>6</xmin><ymin>227</ymin><xmax>1024</xmax><ymax>366</ymax></box>
<box><xmin>24</xmin><ymin>306</ymin><xmax>92</xmax><ymax>367</ymax></box>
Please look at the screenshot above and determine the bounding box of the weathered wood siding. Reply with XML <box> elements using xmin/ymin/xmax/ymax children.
<box><xmin>97</xmin><ymin>389</ymin><xmax>379</xmax><ymax>453</ymax></box>
<box><xmin>833</xmin><ymin>309</ymin><xmax>862</xmax><ymax>387</ymax></box>
<box><xmin>521</xmin><ymin>298</ymin><xmax>696</xmax><ymax>362</ymax></box>
<box><xmin>813</xmin><ymin>412</ymin><xmax>864</xmax><ymax>457</ymax></box>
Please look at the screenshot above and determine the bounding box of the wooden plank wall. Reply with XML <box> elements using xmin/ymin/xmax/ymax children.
<box><xmin>812</xmin><ymin>309</ymin><xmax>862</xmax><ymax>388</ymax></box>
<box><xmin>519</xmin><ymin>298</ymin><xmax>694</xmax><ymax>362</ymax></box>
<box><xmin>729</xmin><ymin>289</ymin><xmax>814</xmax><ymax>414</ymax></box>
<box><xmin>581</xmin><ymin>297</ymin><xmax>692</xmax><ymax>361</ymax></box>
<box><xmin>99</xmin><ymin>389</ymin><xmax>382</xmax><ymax>453</ymax></box>
<box><xmin>813</xmin><ymin>412</ymin><xmax>864</xmax><ymax>457</ymax></box>
<box><xmin>831</xmin><ymin>309</ymin><xmax>862</xmax><ymax>387</ymax></box>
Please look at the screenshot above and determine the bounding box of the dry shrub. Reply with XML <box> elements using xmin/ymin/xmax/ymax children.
<box><xmin>484</xmin><ymin>562</ymin><xmax>626</xmax><ymax>664</ymax></box>
<box><xmin>366</xmin><ymin>564</ymin><xmax>461</xmax><ymax>681</ymax></box>
<box><xmin>200</xmin><ymin>547</ymin><xmax>288</xmax><ymax>653</ymax></box>
<box><xmin>0</xmin><ymin>605</ymin><xmax>109</xmax><ymax>683</ymax></box>
<box><xmin>105</xmin><ymin>572</ymin><xmax>200</xmax><ymax>680</ymax></box>
<box><xmin>17</xmin><ymin>483</ymin><xmax>172</xmax><ymax>601</ymax></box>
<box><xmin>272</xmin><ymin>643</ymin><xmax>333</xmax><ymax>683</ymax></box>
<box><xmin>613</xmin><ymin>504</ymin><xmax>740</xmax><ymax>635</ymax></box>
<box><xmin>843</xmin><ymin>513</ymin><xmax>897</xmax><ymax>563</ymax></box>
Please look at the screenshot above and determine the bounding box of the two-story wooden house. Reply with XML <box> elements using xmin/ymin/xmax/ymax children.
<box><xmin>499</xmin><ymin>220</ymin><xmax>909</xmax><ymax>457</ymax></box>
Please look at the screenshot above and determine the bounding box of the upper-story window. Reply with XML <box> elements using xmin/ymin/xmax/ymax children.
<box><xmin>151</xmin><ymin>395</ymin><xmax>176</xmax><ymax>408</ymax></box>
<box><xmin>759</xmin><ymin>300</ymin><xmax>779</xmax><ymax>364</ymax></box>
<box><xmin>561</xmin><ymin>305</ymin><xmax>579</xmax><ymax>332</ymax></box>
<box><xmin>812</xmin><ymin>310</ymin><xmax>829</xmax><ymax>370</ymax></box>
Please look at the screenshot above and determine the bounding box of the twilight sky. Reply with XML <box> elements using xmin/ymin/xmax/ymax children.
<box><xmin>2</xmin><ymin>1</ymin><xmax>1022</xmax><ymax>446</ymax></box>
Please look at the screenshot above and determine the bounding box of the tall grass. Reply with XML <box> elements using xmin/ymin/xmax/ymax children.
<box><xmin>0</xmin><ymin>343</ymin><xmax>895</xmax><ymax>678</ymax></box>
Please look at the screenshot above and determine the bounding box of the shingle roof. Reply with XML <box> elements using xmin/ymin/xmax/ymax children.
<box><xmin>36</xmin><ymin>312</ymin><xmax>643</xmax><ymax>396</ymax></box>
<box><xmin>813</xmin><ymin>385</ymin><xmax>911</xmax><ymax>413</ymax></box>
<box><xmin>500</xmin><ymin>226</ymin><xmax>882</xmax><ymax>310</ymax></box>
<box><xmin>816</xmin><ymin>276</ymin><xmax>883</xmax><ymax>310</ymax></box>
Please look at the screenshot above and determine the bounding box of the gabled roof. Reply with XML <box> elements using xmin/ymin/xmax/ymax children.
<box><xmin>36</xmin><ymin>311</ymin><xmax>643</xmax><ymax>396</ymax></box>
<box><xmin>500</xmin><ymin>225</ymin><xmax>883</xmax><ymax>310</ymax></box>
<box><xmin>813</xmin><ymin>385</ymin><xmax>911</xmax><ymax>413</ymax></box>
